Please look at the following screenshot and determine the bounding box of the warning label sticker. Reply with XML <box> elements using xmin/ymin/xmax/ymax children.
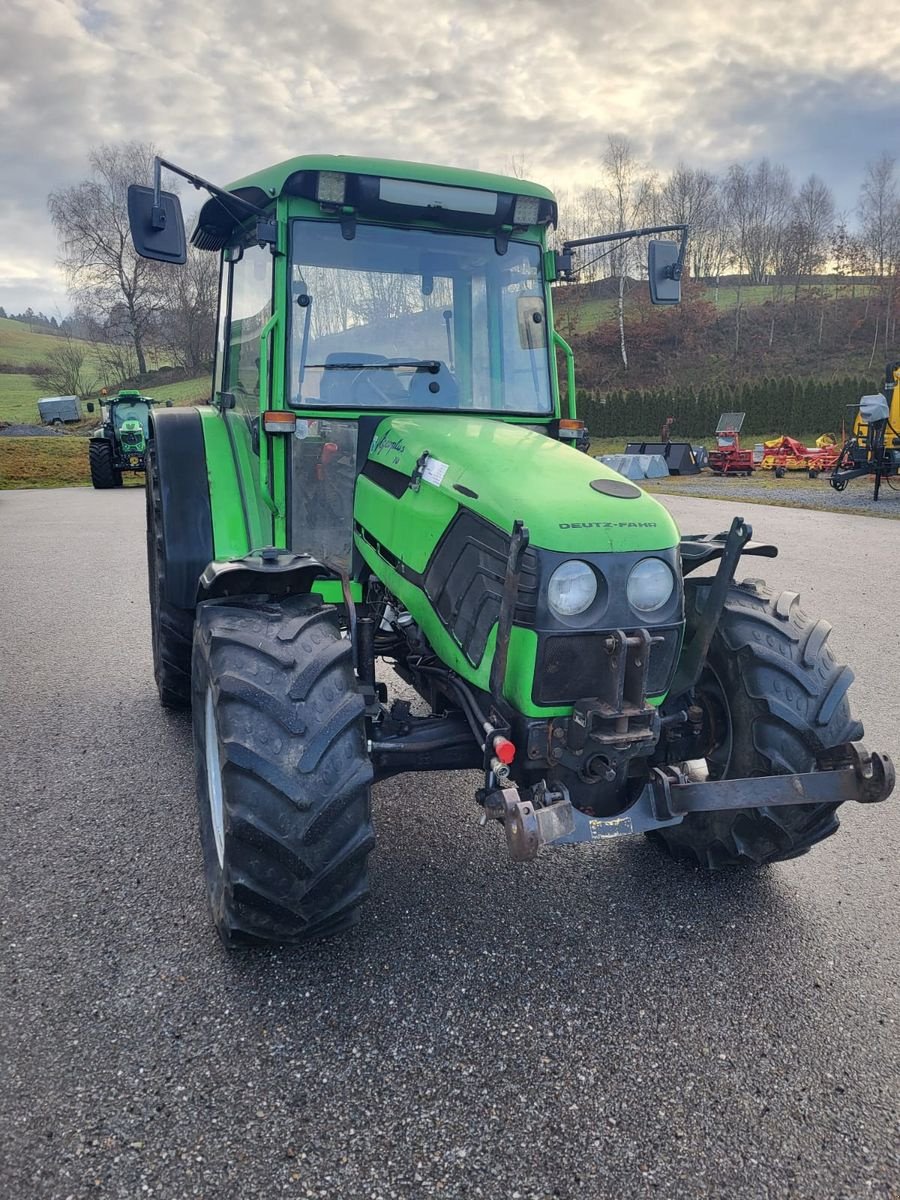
<box><xmin>421</xmin><ymin>457</ymin><xmax>449</xmax><ymax>487</ymax></box>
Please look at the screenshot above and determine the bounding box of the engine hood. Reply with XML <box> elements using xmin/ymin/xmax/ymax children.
<box><xmin>363</xmin><ymin>414</ymin><xmax>680</xmax><ymax>554</ymax></box>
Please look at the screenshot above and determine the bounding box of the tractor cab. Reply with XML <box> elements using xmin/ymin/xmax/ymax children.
<box><xmin>109</xmin><ymin>391</ymin><xmax>152</xmax><ymax>435</ymax></box>
<box><xmin>117</xmin><ymin>417</ymin><xmax>147</xmax><ymax>454</ymax></box>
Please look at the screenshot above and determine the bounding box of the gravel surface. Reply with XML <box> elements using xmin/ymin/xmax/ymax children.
<box><xmin>0</xmin><ymin>424</ymin><xmax>74</xmax><ymax>437</ymax></box>
<box><xmin>649</xmin><ymin>474</ymin><xmax>900</xmax><ymax>517</ymax></box>
<box><xmin>1</xmin><ymin>488</ymin><xmax>898</xmax><ymax>1200</ymax></box>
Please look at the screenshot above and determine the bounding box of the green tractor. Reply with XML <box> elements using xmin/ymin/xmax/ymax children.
<box><xmin>87</xmin><ymin>388</ymin><xmax>171</xmax><ymax>489</ymax></box>
<box><xmin>126</xmin><ymin>154</ymin><xmax>894</xmax><ymax>947</ymax></box>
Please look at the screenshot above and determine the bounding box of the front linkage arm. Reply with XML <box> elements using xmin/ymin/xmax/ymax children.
<box><xmin>669</xmin><ymin>515</ymin><xmax>752</xmax><ymax>698</ymax></box>
<box><xmin>487</xmin><ymin>742</ymin><xmax>895</xmax><ymax>862</ymax></box>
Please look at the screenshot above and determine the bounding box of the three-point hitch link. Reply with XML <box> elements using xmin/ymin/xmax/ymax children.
<box><xmin>482</xmin><ymin>742</ymin><xmax>895</xmax><ymax>863</ymax></box>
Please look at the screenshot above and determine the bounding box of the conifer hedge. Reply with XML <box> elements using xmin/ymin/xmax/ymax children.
<box><xmin>578</xmin><ymin>376</ymin><xmax>874</xmax><ymax>440</ymax></box>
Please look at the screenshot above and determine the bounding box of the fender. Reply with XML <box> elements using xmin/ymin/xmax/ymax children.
<box><xmin>198</xmin><ymin>551</ymin><xmax>329</xmax><ymax>601</ymax></box>
<box><xmin>149</xmin><ymin>407</ymin><xmax>214</xmax><ymax>610</ymax></box>
<box><xmin>680</xmin><ymin>531</ymin><xmax>777</xmax><ymax>574</ymax></box>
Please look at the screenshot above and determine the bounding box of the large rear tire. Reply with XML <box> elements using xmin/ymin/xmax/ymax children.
<box><xmin>89</xmin><ymin>439</ymin><xmax>119</xmax><ymax>489</ymax></box>
<box><xmin>192</xmin><ymin>594</ymin><xmax>375</xmax><ymax>947</ymax></box>
<box><xmin>649</xmin><ymin>578</ymin><xmax>863</xmax><ymax>869</ymax></box>
<box><xmin>145</xmin><ymin>444</ymin><xmax>193</xmax><ymax>708</ymax></box>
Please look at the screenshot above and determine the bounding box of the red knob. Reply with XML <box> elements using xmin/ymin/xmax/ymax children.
<box><xmin>493</xmin><ymin>736</ymin><xmax>516</xmax><ymax>765</ymax></box>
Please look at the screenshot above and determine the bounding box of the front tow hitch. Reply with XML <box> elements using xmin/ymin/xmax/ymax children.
<box><xmin>481</xmin><ymin>742</ymin><xmax>895</xmax><ymax>862</ymax></box>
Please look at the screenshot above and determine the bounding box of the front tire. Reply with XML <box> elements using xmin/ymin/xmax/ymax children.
<box><xmin>145</xmin><ymin>444</ymin><xmax>193</xmax><ymax>708</ymax></box>
<box><xmin>192</xmin><ymin>594</ymin><xmax>375</xmax><ymax>947</ymax></box>
<box><xmin>650</xmin><ymin>578</ymin><xmax>863</xmax><ymax>869</ymax></box>
<box><xmin>89</xmin><ymin>439</ymin><xmax>119</xmax><ymax>489</ymax></box>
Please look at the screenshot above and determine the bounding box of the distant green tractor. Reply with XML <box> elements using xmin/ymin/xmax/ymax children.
<box><xmin>87</xmin><ymin>389</ymin><xmax>172</xmax><ymax>489</ymax></box>
<box><xmin>125</xmin><ymin>153</ymin><xmax>893</xmax><ymax>948</ymax></box>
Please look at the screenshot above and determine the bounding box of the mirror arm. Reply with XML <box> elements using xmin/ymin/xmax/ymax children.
<box><xmin>559</xmin><ymin>223</ymin><xmax>689</xmax><ymax>284</ymax></box>
<box><xmin>670</xmin><ymin>227</ymin><xmax>690</xmax><ymax>282</ymax></box>
<box><xmin>562</xmin><ymin>223</ymin><xmax>688</xmax><ymax>253</ymax></box>
<box><xmin>151</xmin><ymin>156</ymin><xmax>271</xmax><ymax>231</ymax></box>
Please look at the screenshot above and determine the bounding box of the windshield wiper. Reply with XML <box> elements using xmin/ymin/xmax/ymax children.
<box><xmin>307</xmin><ymin>360</ymin><xmax>441</xmax><ymax>373</ymax></box>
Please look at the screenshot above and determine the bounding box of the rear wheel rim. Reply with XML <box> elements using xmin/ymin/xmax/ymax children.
<box><xmin>204</xmin><ymin>689</ymin><xmax>225</xmax><ymax>868</ymax></box>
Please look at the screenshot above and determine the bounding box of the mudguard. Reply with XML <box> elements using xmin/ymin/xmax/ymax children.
<box><xmin>149</xmin><ymin>408</ymin><xmax>214</xmax><ymax>610</ymax></box>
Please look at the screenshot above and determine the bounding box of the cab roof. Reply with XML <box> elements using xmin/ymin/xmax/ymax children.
<box><xmin>193</xmin><ymin>154</ymin><xmax>557</xmax><ymax>251</ymax></box>
<box><xmin>226</xmin><ymin>154</ymin><xmax>556</xmax><ymax>203</ymax></box>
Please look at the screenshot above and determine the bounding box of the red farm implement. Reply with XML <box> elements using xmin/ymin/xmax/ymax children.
<box><xmin>708</xmin><ymin>412</ymin><xmax>754</xmax><ymax>476</ymax></box>
<box><xmin>760</xmin><ymin>434</ymin><xmax>840</xmax><ymax>479</ymax></box>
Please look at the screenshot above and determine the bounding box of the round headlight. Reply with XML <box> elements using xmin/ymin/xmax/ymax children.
<box><xmin>627</xmin><ymin>558</ymin><xmax>674</xmax><ymax>613</ymax></box>
<box><xmin>548</xmin><ymin>560</ymin><xmax>598</xmax><ymax>617</ymax></box>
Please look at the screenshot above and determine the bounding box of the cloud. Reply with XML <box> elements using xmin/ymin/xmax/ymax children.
<box><xmin>1</xmin><ymin>0</ymin><xmax>898</xmax><ymax>311</ymax></box>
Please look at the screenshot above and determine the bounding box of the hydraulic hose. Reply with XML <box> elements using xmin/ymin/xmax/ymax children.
<box><xmin>409</xmin><ymin>663</ymin><xmax>489</xmax><ymax>747</ymax></box>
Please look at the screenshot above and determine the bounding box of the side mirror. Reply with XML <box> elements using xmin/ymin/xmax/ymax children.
<box><xmin>126</xmin><ymin>184</ymin><xmax>186</xmax><ymax>264</ymax></box>
<box><xmin>648</xmin><ymin>240</ymin><xmax>681</xmax><ymax>306</ymax></box>
<box><xmin>165</xmin><ymin>400</ymin><xmax>174</xmax><ymax>408</ymax></box>
<box><xmin>86</xmin><ymin>402</ymin><xmax>95</xmax><ymax>414</ymax></box>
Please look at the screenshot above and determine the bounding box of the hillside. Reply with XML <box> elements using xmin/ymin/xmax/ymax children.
<box><xmin>553</xmin><ymin>278</ymin><xmax>895</xmax><ymax>393</ymax></box>
<box><xmin>0</xmin><ymin>318</ymin><xmax>105</xmax><ymax>423</ymax></box>
<box><xmin>0</xmin><ymin>318</ymin><xmax>208</xmax><ymax>425</ymax></box>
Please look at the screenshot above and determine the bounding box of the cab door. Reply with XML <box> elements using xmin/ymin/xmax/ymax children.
<box><xmin>215</xmin><ymin>240</ymin><xmax>275</xmax><ymax>549</ymax></box>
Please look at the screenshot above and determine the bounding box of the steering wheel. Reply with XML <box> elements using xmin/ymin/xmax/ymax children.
<box><xmin>348</xmin><ymin>364</ymin><xmax>412</xmax><ymax>408</ymax></box>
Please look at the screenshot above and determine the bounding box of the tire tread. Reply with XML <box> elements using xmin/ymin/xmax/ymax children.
<box><xmin>649</xmin><ymin>579</ymin><xmax>861</xmax><ymax>869</ymax></box>
<box><xmin>193</xmin><ymin>594</ymin><xmax>374</xmax><ymax>946</ymax></box>
<box><xmin>146</xmin><ymin>445</ymin><xmax>193</xmax><ymax>708</ymax></box>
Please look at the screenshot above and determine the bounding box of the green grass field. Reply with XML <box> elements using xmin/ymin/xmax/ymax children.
<box><xmin>0</xmin><ymin>317</ymin><xmax>114</xmax><ymax>423</ymax></box>
<box><xmin>145</xmin><ymin>377</ymin><xmax>211</xmax><ymax>405</ymax></box>
<box><xmin>0</xmin><ymin>436</ymin><xmax>148</xmax><ymax>490</ymax></box>
<box><xmin>0</xmin><ymin>317</ymin><xmax>99</xmax><ymax>369</ymax></box>
<box><xmin>0</xmin><ymin>374</ymin><xmax>47</xmax><ymax>423</ymax></box>
<box><xmin>0</xmin><ymin>316</ymin><xmax>205</xmax><ymax>426</ymax></box>
<box><xmin>0</xmin><ymin>436</ymin><xmax>91</xmax><ymax>488</ymax></box>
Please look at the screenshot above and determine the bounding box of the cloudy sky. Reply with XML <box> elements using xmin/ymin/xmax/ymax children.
<box><xmin>2</xmin><ymin>0</ymin><xmax>898</xmax><ymax>314</ymax></box>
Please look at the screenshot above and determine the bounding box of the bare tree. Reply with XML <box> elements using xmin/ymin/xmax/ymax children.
<box><xmin>778</xmin><ymin>174</ymin><xmax>835</xmax><ymax>314</ymax></box>
<box><xmin>743</xmin><ymin>159</ymin><xmax>794</xmax><ymax>285</ymax></box>
<box><xmin>858</xmin><ymin>153</ymin><xmax>900</xmax><ymax>279</ymax></box>
<box><xmin>157</xmin><ymin>247</ymin><xmax>218</xmax><ymax>373</ymax></box>
<box><xmin>660</xmin><ymin>164</ymin><xmax>720</xmax><ymax>279</ymax></box>
<box><xmin>43</xmin><ymin>332</ymin><xmax>96</xmax><ymax>398</ymax></box>
<box><xmin>48</xmin><ymin>143</ymin><xmax>168</xmax><ymax>377</ymax></box>
<box><xmin>505</xmin><ymin>153</ymin><xmax>531</xmax><ymax>181</ymax></box>
<box><xmin>722</xmin><ymin>164</ymin><xmax>752</xmax><ymax>353</ymax></box>
<box><xmin>858</xmin><ymin>153</ymin><xmax>900</xmax><ymax>356</ymax></box>
<box><xmin>794</xmin><ymin>175</ymin><xmax>835</xmax><ymax>275</ymax></box>
<box><xmin>601</xmin><ymin>136</ymin><xmax>654</xmax><ymax>369</ymax></box>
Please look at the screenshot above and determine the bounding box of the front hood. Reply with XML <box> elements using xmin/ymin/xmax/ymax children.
<box><xmin>365</xmin><ymin>414</ymin><xmax>680</xmax><ymax>554</ymax></box>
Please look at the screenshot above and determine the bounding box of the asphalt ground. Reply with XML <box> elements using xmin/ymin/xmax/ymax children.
<box><xmin>1</xmin><ymin>488</ymin><xmax>898</xmax><ymax>1200</ymax></box>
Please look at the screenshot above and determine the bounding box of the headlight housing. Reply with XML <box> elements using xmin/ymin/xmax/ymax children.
<box><xmin>627</xmin><ymin>558</ymin><xmax>675</xmax><ymax>613</ymax></box>
<box><xmin>548</xmin><ymin>560</ymin><xmax>598</xmax><ymax>617</ymax></box>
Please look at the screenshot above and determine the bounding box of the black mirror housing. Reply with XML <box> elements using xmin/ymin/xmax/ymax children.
<box><xmin>648</xmin><ymin>240</ymin><xmax>681</xmax><ymax>306</ymax></box>
<box><xmin>165</xmin><ymin>400</ymin><xmax>174</xmax><ymax>408</ymax></box>
<box><xmin>86</xmin><ymin>402</ymin><xmax>95</xmax><ymax>413</ymax></box>
<box><xmin>127</xmin><ymin>184</ymin><xmax>186</xmax><ymax>264</ymax></box>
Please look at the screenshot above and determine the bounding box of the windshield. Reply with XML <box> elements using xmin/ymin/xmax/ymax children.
<box><xmin>111</xmin><ymin>401</ymin><xmax>150</xmax><ymax>434</ymax></box>
<box><xmin>289</xmin><ymin>220</ymin><xmax>552</xmax><ymax>415</ymax></box>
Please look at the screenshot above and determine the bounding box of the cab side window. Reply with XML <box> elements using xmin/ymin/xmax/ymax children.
<box><xmin>223</xmin><ymin>242</ymin><xmax>273</xmax><ymax>423</ymax></box>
